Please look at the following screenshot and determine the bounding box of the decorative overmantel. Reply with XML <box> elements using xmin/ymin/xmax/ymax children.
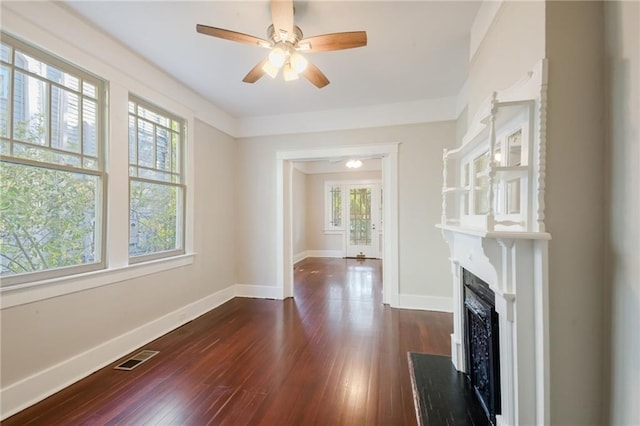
<box><xmin>437</xmin><ymin>60</ymin><xmax>550</xmax><ymax>426</ymax></box>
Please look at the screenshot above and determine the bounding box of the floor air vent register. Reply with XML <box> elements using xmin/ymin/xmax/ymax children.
<box><xmin>114</xmin><ymin>350</ymin><xmax>159</xmax><ymax>371</ymax></box>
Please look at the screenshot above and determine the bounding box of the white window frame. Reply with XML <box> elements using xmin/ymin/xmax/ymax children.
<box><xmin>0</xmin><ymin>32</ymin><xmax>107</xmax><ymax>287</ymax></box>
<box><xmin>324</xmin><ymin>179</ymin><xmax>383</xmax><ymax>236</ymax></box>
<box><xmin>0</xmin><ymin>27</ymin><xmax>196</xmax><ymax>309</ymax></box>
<box><xmin>324</xmin><ymin>181</ymin><xmax>345</xmax><ymax>233</ymax></box>
<box><xmin>127</xmin><ymin>95</ymin><xmax>186</xmax><ymax>264</ymax></box>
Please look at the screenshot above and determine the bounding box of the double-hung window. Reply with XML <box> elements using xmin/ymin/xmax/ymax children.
<box><xmin>0</xmin><ymin>33</ymin><xmax>106</xmax><ymax>286</ymax></box>
<box><xmin>128</xmin><ymin>96</ymin><xmax>185</xmax><ymax>262</ymax></box>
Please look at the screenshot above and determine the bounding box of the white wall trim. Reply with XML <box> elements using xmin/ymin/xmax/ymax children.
<box><xmin>293</xmin><ymin>250</ymin><xmax>344</xmax><ymax>264</ymax></box>
<box><xmin>0</xmin><ymin>285</ymin><xmax>236</xmax><ymax>421</ymax></box>
<box><xmin>0</xmin><ymin>254</ymin><xmax>196</xmax><ymax>310</ymax></box>
<box><xmin>234</xmin><ymin>284</ymin><xmax>283</xmax><ymax>300</ymax></box>
<box><xmin>398</xmin><ymin>294</ymin><xmax>453</xmax><ymax>313</ymax></box>
<box><xmin>277</xmin><ymin>143</ymin><xmax>400</xmax><ymax>306</ymax></box>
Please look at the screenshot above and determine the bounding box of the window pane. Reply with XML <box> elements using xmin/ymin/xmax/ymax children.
<box><xmin>0</xmin><ymin>65</ymin><xmax>10</xmax><ymax>138</ymax></box>
<box><xmin>15</xmin><ymin>50</ymin><xmax>80</xmax><ymax>91</ymax></box>
<box><xmin>138</xmin><ymin>168</ymin><xmax>172</xmax><ymax>182</ymax></box>
<box><xmin>156</xmin><ymin>127</ymin><xmax>170</xmax><ymax>171</ymax></box>
<box><xmin>82</xmin><ymin>98</ymin><xmax>97</xmax><ymax>156</ymax></box>
<box><xmin>129</xmin><ymin>180</ymin><xmax>181</xmax><ymax>257</ymax></box>
<box><xmin>13</xmin><ymin>71</ymin><xmax>47</xmax><ymax>145</ymax></box>
<box><xmin>12</xmin><ymin>142</ymin><xmax>80</xmax><ymax>167</ymax></box>
<box><xmin>0</xmin><ymin>43</ymin><xmax>11</xmax><ymax>64</ymax></box>
<box><xmin>330</xmin><ymin>186</ymin><xmax>341</xmax><ymax>227</ymax></box>
<box><xmin>137</xmin><ymin>119</ymin><xmax>154</xmax><ymax>168</ymax></box>
<box><xmin>137</xmin><ymin>104</ymin><xmax>169</xmax><ymax>127</ymax></box>
<box><xmin>51</xmin><ymin>86</ymin><xmax>81</xmax><ymax>153</ymax></box>
<box><xmin>0</xmin><ymin>161</ymin><xmax>101</xmax><ymax>278</ymax></box>
<box><xmin>171</xmin><ymin>131</ymin><xmax>179</xmax><ymax>174</ymax></box>
<box><xmin>82</xmin><ymin>81</ymin><xmax>96</xmax><ymax>98</ymax></box>
<box><xmin>83</xmin><ymin>157</ymin><xmax>98</xmax><ymax>170</ymax></box>
<box><xmin>349</xmin><ymin>188</ymin><xmax>372</xmax><ymax>245</ymax></box>
<box><xmin>128</xmin><ymin>114</ymin><xmax>137</xmax><ymax>165</ymax></box>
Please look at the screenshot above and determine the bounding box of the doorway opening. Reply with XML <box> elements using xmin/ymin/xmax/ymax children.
<box><xmin>344</xmin><ymin>183</ymin><xmax>380</xmax><ymax>259</ymax></box>
<box><xmin>276</xmin><ymin>143</ymin><xmax>399</xmax><ymax>306</ymax></box>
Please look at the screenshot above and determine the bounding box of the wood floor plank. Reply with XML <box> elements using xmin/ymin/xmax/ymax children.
<box><xmin>3</xmin><ymin>258</ymin><xmax>452</xmax><ymax>425</ymax></box>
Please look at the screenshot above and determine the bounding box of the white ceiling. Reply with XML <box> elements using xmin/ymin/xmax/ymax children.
<box><xmin>63</xmin><ymin>1</ymin><xmax>480</xmax><ymax>120</ymax></box>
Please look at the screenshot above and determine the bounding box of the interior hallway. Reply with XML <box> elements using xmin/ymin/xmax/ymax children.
<box><xmin>4</xmin><ymin>257</ymin><xmax>452</xmax><ymax>425</ymax></box>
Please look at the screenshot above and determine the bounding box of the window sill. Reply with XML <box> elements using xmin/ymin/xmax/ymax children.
<box><xmin>0</xmin><ymin>254</ymin><xmax>196</xmax><ymax>310</ymax></box>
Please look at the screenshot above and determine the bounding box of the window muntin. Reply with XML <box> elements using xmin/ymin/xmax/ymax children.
<box><xmin>128</xmin><ymin>96</ymin><xmax>185</xmax><ymax>262</ymax></box>
<box><xmin>325</xmin><ymin>182</ymin><xmax>343</xmax><ymax>231</ymax></box>
<box><xmin>0</xmin><ymin>33</ymin><xmax>106</xmax><ymax>286</ymax></box>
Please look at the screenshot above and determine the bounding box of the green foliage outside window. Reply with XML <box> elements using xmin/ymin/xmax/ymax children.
<box><xmin>1</xmin><ymin>114</ymin><xmax>100</xmax><ymax>278</ymax></box>
<box><xmin>129</xmin><ymin>180</ymin><xmax>180</xmax><ymax>256</ymax></box>
<box><xmin>1</xmin><ymin>162</ymin><xmax>98</xmax><ymax>275</ymax></box>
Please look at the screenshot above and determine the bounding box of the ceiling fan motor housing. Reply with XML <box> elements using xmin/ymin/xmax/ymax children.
<box><xmin>267</xmin><ymin>24</ymin><xmax>304</xmax><ymax>46</ymax></box>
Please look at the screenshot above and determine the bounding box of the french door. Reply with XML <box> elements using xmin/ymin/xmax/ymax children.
<box><xmin>345</xmin><ymin>184</ymin><xmax>380</xmax><ymax>258</ymax></box>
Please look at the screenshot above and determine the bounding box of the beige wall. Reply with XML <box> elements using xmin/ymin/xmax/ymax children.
<box><xmin>545</xmin><ymin>3</ymin><xmax>606</xmax><ymax>424</ymax></box>
<box><xmin>467</xmin><ymin>2</ymin><xmax>614</xmax><ymax>424</ymax></box>
<box><xmin>604</xmin><ymin>1</ymin><xmax>640</xmax><ymax>424</ymax></box>
<box><xmin>467</xmin><ymin>1</ymin><xmax>545</xmax><ymax>123</ymax></box>
<box><xmin>292</xmin><ymin>168</ymin><xmax>307</xmax><ymax>257</ymax></box>
<box><xmin>304</xmin><ymin>170</ymin><xmax>382</xmax><ymax>254</ymax></box>
<box><xmin>0</xmin><ymin>119</ymin><xmax>236</xmax><ymax>388</ymax></box>
<box><xmin>235</xmin><ymin>122</ymin><xmax>456</xmax><ymax>298</ymax></box>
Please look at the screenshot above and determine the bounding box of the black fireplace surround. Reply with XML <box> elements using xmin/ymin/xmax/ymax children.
<box><xmin>463</xmin><ymin>269</ymin><xmax>501</xmax><ymax>425</ymax></box>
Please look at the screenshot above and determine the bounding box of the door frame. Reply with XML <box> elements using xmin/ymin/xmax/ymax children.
<box><xmin>276</xmin><ymin>143</ymin><xmax>400</xmax><ymax>306</ymax></box>
<box><xmin>344</xmin><ymin>182</ymin><xmax>381</xmax><ymax>259</ymax></box>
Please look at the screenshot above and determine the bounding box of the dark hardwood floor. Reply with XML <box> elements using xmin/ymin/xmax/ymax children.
<box><xmin>4</xmin><ymin>257</ymin><xmax>453</xmax><ymax>425</ymax></box>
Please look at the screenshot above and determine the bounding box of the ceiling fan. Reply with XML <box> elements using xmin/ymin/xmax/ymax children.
<box><xmin>196</xmin><ymin>0</ymin><xmax>367</xmax><ymax>88</ymax></box>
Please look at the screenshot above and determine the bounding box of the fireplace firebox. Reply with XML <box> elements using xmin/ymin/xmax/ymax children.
<box><xmin>463</xmin><ymin>269</ymin><xmax>501</xmax><ymax>425</ymax></box>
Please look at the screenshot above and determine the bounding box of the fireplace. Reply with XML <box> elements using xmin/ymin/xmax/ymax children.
<box><xmin>438</xmin><ymin>60</ymin><xmax>550</xmax><ymax>425</ymax></box>
<box><xmin>463</xmin><ymin>269</ymin><xmax>501</xmax><ymax>425</ymax></box>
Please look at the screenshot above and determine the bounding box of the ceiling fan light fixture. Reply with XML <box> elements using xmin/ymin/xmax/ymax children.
<box><xmin>283</xmin><ymin>63</ymin><xmax>299</xmax><ymax>81</ymax></box>
<box><xmin>196</xmin><ymin>0</ymin><xmax>367</xmax><ymax>88</ymax></box>
<box><xmin>278</xmin><ymin>29</ymin><xmax>289</xmax><ymax>41</ymax></box>
<box><xmin>262</xmin><ymin>60</ymin><xmax>280</xmax><ymax>79</ymax></box>
<box><xmin>296</xmin><ymin>42</ymin><xmax>311</xmax><ymax>51</ymax></box>
<box><xmin>268</xmin><ymin>46</ymin><xmax>287</xmax><ymax>68</ymax></box>
<box><xmin>346</xmin><ymin>159</ymin><xmax>363</xmax><ymax>169</ymax></box>
<box><xmin>290</xmin><ymin>52</ymin><xmax>308</xmax><ymax>73</ymax></box>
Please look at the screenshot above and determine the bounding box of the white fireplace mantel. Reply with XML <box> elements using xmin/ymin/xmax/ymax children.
<box><xmin>437</xmin><ymin>60</ymin><xmax>550</xmax><ymax>426</ymax></box>
<box><xmin>438</xmin><ymin>226</ymin><xmax>550</xmax><ymax>426</ymax></box>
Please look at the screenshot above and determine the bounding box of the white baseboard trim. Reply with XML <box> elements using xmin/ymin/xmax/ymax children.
<box><xmin>293</xmin><ymin>250</ymin><xmax>344</xmax><ymax>264</ymax></box>
<box><xmin>293</xmin><ymin>251</ymin><xmax>307</xmax><ymax>264</ymax></box>
<box><xmin>0</xmin><ymin>285</ymin><xmax>236</xmax><ymax>421</ymax></box>
<box><xmin>234</xmin><ymin>284</ymin><xmax>283</xmax><ymax>300</ymax></box>
<box><xmin>398</xmin><ymin>294</ymin><xmax>453</xmax><ymax>312</ymax></box>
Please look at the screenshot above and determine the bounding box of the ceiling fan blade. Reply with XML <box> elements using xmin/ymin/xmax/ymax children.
<box><xmin>196</xmin><ymin>24</ymin><xmax>269</xmax><ymax>47</ymax></box>
<box><xmin>298</xmin><ymin>31</ymin><xmax>367</xmax><ymax>52</ymax></box>
<box><xmin>242</xmin><ymin>57</ymin><xmax>269</xmax><ymax>83</ymax></box>
<box><xmin>302</xmin><ymin>61</ymin><xmax>330</xmax><ymax>88</ymax></box>
<box><xmin>270</xmin><ymin>0</ymin><xmax>294</xmax><ymax>40</ymax></box>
